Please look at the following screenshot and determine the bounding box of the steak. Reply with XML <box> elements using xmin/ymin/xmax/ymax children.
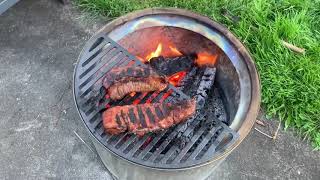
<box><xmin>103</xmin><ymin>66</ymin><xmax>168</xmax><ymax>100</ymax></box>
<box><xmin>102</xmin><ymin>99</ymin><xmax>196</xmax><ymax>136</ymax></box>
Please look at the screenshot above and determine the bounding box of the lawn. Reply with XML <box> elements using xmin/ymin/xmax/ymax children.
<box><xmin>75</xmin><ymin>0</ymin><xmax>320</xmax><ymax>149</ymax></box>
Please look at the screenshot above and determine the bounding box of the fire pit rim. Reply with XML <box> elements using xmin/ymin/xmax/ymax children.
<box><xmin>73</xmin><ymin>8</ymin><xmax>261</xmax><ymax>170</ymax></box>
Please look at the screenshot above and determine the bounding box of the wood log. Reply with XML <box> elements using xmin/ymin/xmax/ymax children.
<box><xmin>149</xmin><ymin>54</ymin><xmax>196</xmax><ymax>76</ymax></box>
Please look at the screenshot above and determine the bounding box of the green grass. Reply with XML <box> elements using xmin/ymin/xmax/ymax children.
<box><xmin>75</xmin><ymin>0</ymin><xmax>320</xmax><ymax>149</ymax></box>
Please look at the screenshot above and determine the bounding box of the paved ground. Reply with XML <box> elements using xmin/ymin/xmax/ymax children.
<box><xmin>0</xmin><ymin>0</ymin><xmax>319</xmax><ymax>179</ymax></box>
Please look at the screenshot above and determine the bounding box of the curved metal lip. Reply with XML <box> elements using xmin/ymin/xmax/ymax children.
<box><xmin>73</xmin><ymin>8</ymin><xmax>261</xmax><ymax>170</ymax></box>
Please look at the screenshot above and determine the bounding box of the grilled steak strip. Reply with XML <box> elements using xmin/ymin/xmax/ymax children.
<box><xmin>102</xmin><ymin>99</ymin><xmax>196</xmax><ymax>136</ymax></box>
<box><xmin>107</xmin><ymin>77</ymin><xmax>167</xmax><ymax>100</ymax></box>
<box><xmin>102</xmin><ymin>66</ymin><xmax>168</xmax><ymax>100</ymax></box>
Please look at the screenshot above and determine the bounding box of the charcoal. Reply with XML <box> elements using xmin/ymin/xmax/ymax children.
<box><xmin>174</xmin><ymin>135</ymin><xmax>191</xmax><ymax>149</ymax></box>
<box><xmin>206</xmin><ymin>87</ymin><xmax>228</xmax><ymax>124</ymax></box>
<box><xmin>177</xmin><ymin>67</ymin><xmax>198</xmax><ymax>91</ymax></box>
<box><xmin>195</xmin><ymin>67</ymin><xmax>216</xmax><ymax>110</ymax></box>
<box><xmin>173</xmin><ymin>67</ymin><xmax>217</xmax><ymax>149</ymax></box>
<box><xmin>149</xmin><ymin>55</ymin><xmax>196</xmax><ymax>76</ymax></box>
<box><xmin>179</xmin><ymin>67</ymin><xmax>205</xmax><ymax>96</ymax></box>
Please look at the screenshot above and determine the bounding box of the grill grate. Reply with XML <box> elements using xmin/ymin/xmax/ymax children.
<box><xmin>74</xmin><ymin>32</ymin><xmax>239</xmax><ymax>169</ymax></box>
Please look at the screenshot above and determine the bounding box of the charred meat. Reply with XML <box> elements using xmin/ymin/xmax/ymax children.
<box><xmin>103</xmin><ymin>66</ymin><xmax>168</xmax><ymax>100</ymax></box>
<box><xmin>102</xmin><ymin>99</ymin><xmax>196</xmax><ymax>136</ymax></box>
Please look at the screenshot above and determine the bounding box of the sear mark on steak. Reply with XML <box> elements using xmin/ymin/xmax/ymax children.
<box><xmin>103</xmin><ymin>99</ymin><xmax>196</xmax><ymax>136</ymax></box>
<box><xmin>102</xmin><ymin>66</ymin><xmax>168</xmax><ymax>100</ymax></box>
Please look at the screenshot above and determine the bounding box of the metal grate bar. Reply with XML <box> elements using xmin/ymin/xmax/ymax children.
<box><xmin>90</xmin><ymin>113</ymin><xmax>102</xmax><ymax>129</ymax></box>
<box><xmin>96</xmin><ymin>124</ymin><xmax>105</xmax><ymax>136</ymax></box>
<box><xmin>81</xmin><ymin>37</ymin><xmax>108</xmax><ymax>65</ymax></box>
<box><xmin>79</xmin><ymin>48</ymin><xmax>122</xmax><ymax>87</ymax></box>
<box><xmin>79</xmin><ymin>51</ymin><xmax>126</xmax><ymax>92</ymax></box>
<box><xmin>159</xmin><ymin>123</ymin><xmax>200</xmax><ymax>163</ymax></box>
<box><xmin>149</xmin><ymin>125</ymin><xmax>199</xmax><ymax>162</ymax></box>
<box><xmin>119</xmin><ymin>135</ymin><xmax>137</xmax><ymax>151</ymax></box>
<box><xmin>79</xmin><ymin>47</ymin><xmax>123</xmax><ymax>82</ymax></box>
<box><xmin>159</xmin><ymin>146</ymin><xmax>177</xmax><ymax>163</ymax></box>
<box><xmin>187</xmin><ymin>127</ymin><xmax>222</xmax><ymax>160</ymax></box>
<box><xmin>126</xmin><ymin>135</ymin><xmax>152</xmax><ymax>156</ymax></box>
<box><xmin>78</xmin><ymin>56</ymin><xmax>133</xmax><ymax>100</ymax></box>
<box><xmin>115</xmin><ymin>133</ymin><xmax>130</xmax><ymax>148</ymax></box>
<box><xmin>137</xmin><ymin>131</ymin><xmax>167</xmax><ymax>159</ymax></box>
<box><xmin>171</xmin><ymin>126</ymin><xmax>207</xmax><ymax>163</ymax></box>
<box><xmin>203</xmin><ymin>130</ymin><xmax>231</xmax><ymax>157</ymax></box>
<box><xmin>80</xmin><ymin>43</ymin><xmax>113</xmax><ymax>75</ymax></box>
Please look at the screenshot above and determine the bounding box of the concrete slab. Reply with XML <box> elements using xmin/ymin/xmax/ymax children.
<box><xmin>0</xmin><ymin>0</ymin><xmax>319</xmax><ymax>179</ymax></box>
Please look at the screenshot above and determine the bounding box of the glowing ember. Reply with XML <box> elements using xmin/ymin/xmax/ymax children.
<box><xmin>168</xmin><ymin>71</ymin><xmax>187</xmax><ymax>87</ymax></box>
<box><xmin>160</xmin><ymin>89</ymin><xmax>173</xmax><ymax>103</ymax></box>
<box><xmin>128</xmin><ymin>60</ymin><xmax>136</xmax><ymax>66</ymax></box>
<box><xmin>136</xmin><ymin>56</ymin><xmax>144</xmax><ymax>62</ymax></box>
<box><xmin>132</xmin><ymin>92</ymin><xmax>148</xmax><ymax>105</ymax></box>
<box><xmin>105</xmin><ymin>104</ymin><xmax>111</xmax><ymax>109</ymax></box>
<box><xmin>129</xmin><ymin>92</ymin><xmax>136</xmax><ymax>97</ymax></box>
<box><xmin>141</xmin><ymin>136</ymin><xmax>153</xmax><ymax>149</ymax></box>
<box><xmin>169</xmin><ymin>46</ymin><xmax>183</xmax><ymax>56</ymax></box>
<box><xmin>145</xmin><ymin>91</ymin><xmax>159</xmax><ymax>104</ymax></box>
<box><xmin>146</xmin><ymin>43</ymin><xmax>162</xmax><ymax>61</ymax></box>
<box><xmin>195</xmin><ymin>52</ymin><xmax>218</xmax><ymax>66</ymax></box>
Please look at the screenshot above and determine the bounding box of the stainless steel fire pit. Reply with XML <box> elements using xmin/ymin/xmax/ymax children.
<box><xmin>73</xmin><ymin>8</ymin><xmax>260</xmax><ymax>180</ymax></box>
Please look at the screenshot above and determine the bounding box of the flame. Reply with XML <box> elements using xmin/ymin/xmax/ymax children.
<box><xmin>168</xmin><ymin>71</ymin><xmax>187</xmax><ymax>87</ymax></box>
<box><xmin>195</xmin><ymin>52</ymin><xmax>218</xmax><ymax>66</ymax></box>
<box><xmin>169</xmin><ymin>46</ymin><xmax>183</xmax><ymax>56</ymax></box>
<box><xmin>146</xmin><ymin>43</ymin><xmax>162</xmax><ymax>61</ymax></box>
<box><xmin>141</xmin><ymin>43</ymin><xmax>183</xmax><ymax>62</ymax></box>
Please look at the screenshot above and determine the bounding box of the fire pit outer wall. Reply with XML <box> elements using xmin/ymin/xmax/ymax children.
<box><xmin>74</xmin><ymin>8</ymin><xmax>260</xmax><ymax>180</ymax></box>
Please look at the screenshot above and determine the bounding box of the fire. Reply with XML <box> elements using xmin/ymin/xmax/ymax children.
<box><xmin>195</xmin><ymin>52</ymin><xmax>218</xmax><ymax>66</ymax></box>
<box><xmin>136</xmin><ymin>42</ymin><xmax>217</xmax><ymax>67</ymax></box>
<box><xmin>169</xmin><ymin>46</ymin><xmax>183</xmax><ymax>56</ymax></box>
<box><xmin>145</xmin><ymin>43</ymin><xmax>162</xmax><ymax>61</ymax></box>
<box><xmin>168</xmin><ymin>71</ymin><xmax>187</xmax><ymax>87</ymax></box>
<box><xmin>142</xmin><ymin>43</ymin><xmax>184</xmax><ymax>62</ymax></box>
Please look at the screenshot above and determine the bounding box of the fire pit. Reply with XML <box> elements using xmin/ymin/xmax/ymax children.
<box><xmin>73</xmin><ymin>8</ymin><xmax>260</xmax><ymax>180</ymax></box>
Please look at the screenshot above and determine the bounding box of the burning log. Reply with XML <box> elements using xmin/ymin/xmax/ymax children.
<box><xmin>103</xmin><ymin>98</ymin><xmax>196</xmax><ymax>136</ymax></box>
<box><xmin>173</xmin><ymin>67</ymin><xmax>217</xmax><ymax>148</ymax></box>
<box><xmin>195</xmin><ymin>67</ymin><xmax>217</xmax><ymax>110</ymax></box>
<box><xmin>149</xmin><ymin>55</ymin><xmax>196</xmax><ymax>76</ymax></box>
<box><xmin>177</xmin><ymin>67</ymin><xmax>198</xmax><ymax>90</ymax></box>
